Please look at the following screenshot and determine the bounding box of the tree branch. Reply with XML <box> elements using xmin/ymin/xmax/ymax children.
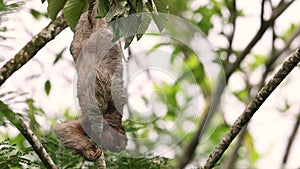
<box><xmin>281</xmin><ymin>109</ymin><xmax>300</xmax><ymax>167</ymax></box>
<box><xmin>176</xmin><ymin>97</ymin><xmax>211</xmax><ymax>168</ymax></box>
<box><xmin>221</xmin><ymin>125</ymin><xmax>248</xmax><ymax>169</ymax></box>
<box><xmin>0</xmin><ymin>100</ymin><xmax>57</xmax><ymax>169</ymax></box>
<box><xmin>0</xmin><ymin>15</ymin><xmax>67</xmax><ymax>86</ymax></box>
<box><xmin>258</xmin><ymin>28</ymin><xmax>300</xmax><ymax>89</ymax></box>
<box><xmin>225</xmin><ymin>0</ymin><xmax>237</xmax><ymax>61</ymax></box>
<box><xmin>225</xmin><ymin>0</ymin><xmax>295</xmax><ymax>80</ymax></box>
<box><xmin>200</xmin><ymin>48</ymin><xmax>300</xmax><ymax>169</ymax></box>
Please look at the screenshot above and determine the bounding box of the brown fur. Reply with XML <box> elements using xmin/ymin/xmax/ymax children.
<box><xmin>54</xmin><ymin>0</ymin><xmax>127</xmax><ymax>161</ymax></box>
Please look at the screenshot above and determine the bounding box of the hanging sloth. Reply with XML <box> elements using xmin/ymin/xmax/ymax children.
<box><xmin>54</xmin><ymin>1</ymin><xmax>128</xmax><ymax>161</ymax></box>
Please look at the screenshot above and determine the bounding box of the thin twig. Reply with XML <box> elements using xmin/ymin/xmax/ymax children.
<box><xmin>177</xmin><ymin>97</ymin><xmax>211</xmax><ymax>169</ymax></box>
<box><xmin>225</xmin><ymin>0</ymin><xmax>237</xmax><ymax>61</ymax></box>
<box><xmin>260</xmin><ymin>0</ymin><xmax>266</xmax><ymax>24</ymax></box>
<box><xmin>259</xmin><ymin>28</ymin><xmax>300</xmax><ymax>88</ymax></box>
<box><xmin>225</xmin><ymin>0</ymin><xmax>295</xmax><ymax>79</ymax></box>
<box><xmin>0</xmin><ymin>15</ymin><xmax>67</xmax><ymax>86</ymax></box>
<box><xmin>0</xmin><ymin>100</ymin><xmax>57</xmax><ymax>169</ymax></box>
<box><xmin>221</xmin><ymin>125</ymin><xmax>248</xmax><ymax>169</ymax></box>
<box><xmin>201</xmin><ymin>48</ymin><xmax>300</xmax><ymax>169</ymax></box>
<box><xmin>281</xmin><ymin>110</ymin><xmax>300</xmax><ymax>167</ymax></box>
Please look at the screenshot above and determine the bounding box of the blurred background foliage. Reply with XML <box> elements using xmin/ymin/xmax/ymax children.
<box><xmin>0</xmin><ymin>0</ymin><xmax>300</xmax><ymax>169</ymax></box>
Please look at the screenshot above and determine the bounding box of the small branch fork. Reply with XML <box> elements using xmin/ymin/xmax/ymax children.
<box><xmin>201</xmin><ymin>48</ymin><xmax>300</xmax><ymax>169</ymax></box>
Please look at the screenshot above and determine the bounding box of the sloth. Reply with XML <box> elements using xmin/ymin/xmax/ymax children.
<box><xmin>54</xmin><ymin>1</ymin><xmax>127</xmax><ymax>161</ymax></box>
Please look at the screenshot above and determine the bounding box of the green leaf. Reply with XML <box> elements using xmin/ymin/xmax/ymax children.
<box><xmin>127</xmin><ymin>0</ymin><xmax>137</xmax><ymax>13</ymax></box>
<box><xmin>124</xmin><ymin>35</ymin><xmax>135</xmax><ymax>49</ymax></box>
<box><xmin>233</xmin><ymin>88</ymin><xmax>249</xmax><ymax>103</ymax></box>
<box><xmin>153</xmin><ymin>0</ymin><xmax>168</xmax><ymax>13</ymax></box>
<box><xmin>136</xmin><ymin>0</ymin><xmax>143</xmax><ymax>13</ymax></box>
<box><xmin>44</xmin><ymin>80</ymin><xmax>51</xmax><ymax>96</ymax></box>
<box><xmin>105</xmin><ymin>0</ymin><xmax>127</xmax><ymax>21</ymax></box>
<box><xmin>195</xmin><ymin>6</ymin><xmax>214</xmax><ymax>35</ymax></box>
<box><xmin>47</xmin><ymin>0</ymin><xmax>68</xmax><ymax>19</ymax></box>
<box><xmin>29</xmin><ymin>9</ymin><xmax>43</xmax><ymax>19</ymax></box>
<box><xmin>98</xmin><ymin>0</ymin><xmax>110</xmax><ymax>18</ymax></box>
<box><xmin>152</xmin><ymin>13</ymin><xmax>168</xmax><ymax>32</ymax></box>
<box><xmin>136</xmin><ymin>13</ymin><xmax>152</xmax><ymax>40</ymax></box>
<box><xmin>53</xmin><ymin>48</ymin><xmax>66</xmax><ymax>64</ymax></box>
<box><xmin>250</xmin><ymin>54</ymin><xmax>267</xmax><ymax>70</ymax></box>
<box><xmin>145</xmin><ymin>0</ymin><xmax>153</xmax><ymax>12</ymax></box>
<box><xmin>63</xmin><ymin>0</ymin><xmax>88</xmax><ymax>31</ymax></box>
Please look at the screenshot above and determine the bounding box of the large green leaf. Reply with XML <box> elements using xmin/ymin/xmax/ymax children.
<box><xmin>63</xmin><ymin>0</ymin><xmax>88</xmax><ymax>31</ymax></box>
<box><xmin>98</xmin><ymin>0</ymin><xmax>110</xmax><ymax>18</ymax></box>
<box><xmin>47</xmin><ymin>0</ymin><xmax>68</xmax><ymax>19</ymax></box>
<box><xmin>153</xmin><ymin>0</ymin><xmax>168</xmax><ymax>13</ymax></box>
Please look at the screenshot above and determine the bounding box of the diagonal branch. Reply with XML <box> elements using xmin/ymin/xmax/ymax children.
<box><xmin>201</xmin><ymin>48</ymin><xmax>300</xmax><ymax>169</ymax></box>
<box><xmin>259</xmin><ymin>27</ymin><xmax>300</xmax><ymax>88</ymax></box>
<box><xmin>0</xmin><ymin>100</ymin><xmax>57</xmax><ymax>169</ymax></box>
<box><xmin>0</xmin><ymin>15</ymin><xmax>67</xmax><ymax>86</ymax></box>
<box><xmin>282</xmin><ymin>109</ymin><xmax>300</xmax><ymax>167</ymax></box>
<box><xmin>225</xmin><ymin>0</ymin><xmax>237</xmax><ymax>61</ymax></box>
<box><xmin>225</xmin><ymin>0</ymin><xmax>295</xmax><ymax>80</ymax></box>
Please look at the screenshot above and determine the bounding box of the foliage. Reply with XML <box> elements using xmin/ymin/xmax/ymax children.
<box><xmin>1</xmin><ymin>0</ymin><xmax>300</xmax><ymax>168</ymax></box>
<box><xmin>0</xmin><ymin>0</ymin><xmax>22</xmax><ymax>43</ymax></box>
<box><xmin>0</xmin><ymin>140</ymin><xmax>39</xmax><ymax>168</ymax></box>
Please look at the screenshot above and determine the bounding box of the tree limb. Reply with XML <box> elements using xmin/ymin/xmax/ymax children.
<box><xmin>281</xmin><ymin>109</ymin><xmax>300</xmax><ymax>167</ymax></box>
<box><xmin>225</xmin><ymin>0</ymin><xmax>237</xmax><ymax>61</ymax></box>
<box><xmin>0</xmin><ymin>15</ymin><xmax>67</xmax><ymax>86</ymax></box>
<box><xmin>221</xmin><ymin>125</ymin><xmax>248</xmax><ymax>169</ymax></box>
<box><xmin>0</xmin><ymin>100</ymin><xmax>57</xmax><ymax>169</ymax></box>
<box><xmin>200</xmin><ymin>48</ymin><xmax>300</xmax><ymax>169</ymax></box>
<box><xmin>225</xmin><ymin>0</ymin><xmax>295</xmax><ymax>80</ymax></box>
<box><xmin>259</xmin><ymin>27</ymin><xmax>300</xmax><ymax>88</ymax></box>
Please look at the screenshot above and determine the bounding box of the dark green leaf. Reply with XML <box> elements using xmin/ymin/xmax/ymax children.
<box><xmin>145</xmin><ymin>1</ymin><xmax>153</xmax><ymax>12</ymax></box>
<box><xmin>63</xmin><ymin>0</ymin><xmax>88</xmax><ymax>31</ymax></box>
<box><xmin>47</xmin><ymin>0</ymin><xmax>68</xmax><ymax>19</ymax></box>
<box><xmin>152</xmin><ymin>13</ymin><xmax>168</xmax><ymax>32</ymax></box>
<box><xmin>53</xmin><ymin>48</ymin><xmax>66</xmax><ymax>64</ymax></box>
<box><xmin>127</xmin><ymin>0</ymin><xmax>137</xmax><ymax>13</ymax></box>
<box><xmin>98</xmin><ymin>0</ymin><xmax>110</xmax><ymax>18</ymax></box>
<box><xmin>44</xmin><ymin>80</ymin><xmax>51</xmax><ymax>96</ymax></box>
<box><xmin>105</xmin><ymin>0</ymin><xmax>127</xmax><ymax>21</ymax></box>
<box><xmin>29</xmin><ymin>9</ymin><xmax>43</xmax><ymax>19</ymax></box>
<box><xmin>136</xmin><ymin>13</ymin><xmax>152</xmax><ymax>40</ymax></box>
<box><xmin>124</xmin><ymin>35</ymin><xmax>135</xmax><ymax>49</ymax></box>
<box><xmin>153</xmin><ymin>0</ymin><xmax>168</xmax><ymax>13</ymax></box>
<box><xmin>136</xmin><ymin>0</ymin><xmax>143</xmax><ymax>13</ymax></box>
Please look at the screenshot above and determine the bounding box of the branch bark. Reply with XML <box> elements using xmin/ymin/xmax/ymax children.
<box><xmin>0</xmin><ymin>15</ymin><xmax>67</xmax><ymax>86</ymax></box>
<box><xmin>0</xmin><ymin>100</ymin><xmax>57</xmax><ymax>169</ymax></box>
<box><xmin>200</xmin><ymin>48</ymin><xmax>300</xmax><ymax>169</ymax></box>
